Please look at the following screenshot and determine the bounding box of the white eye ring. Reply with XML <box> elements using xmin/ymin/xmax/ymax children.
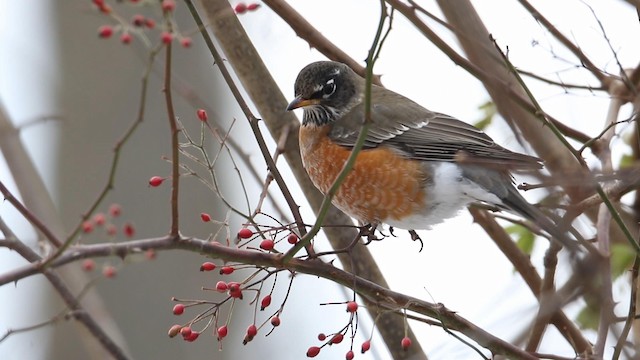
<box><xmin>323</xmin><ymin>79</ymin><xmax>336</xmax><ymax>97</ymax></box>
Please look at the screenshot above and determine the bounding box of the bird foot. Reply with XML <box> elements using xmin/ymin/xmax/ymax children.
<box><xmin>360</xmin><ymin>224</ymin><xmax>388</xmax><ymax>245</ymax></box>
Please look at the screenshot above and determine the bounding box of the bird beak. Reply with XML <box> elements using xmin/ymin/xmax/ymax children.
<box><xmin>286</xmin><ymin>96</ymin><xmax>318</xmax><ymax>111</ymax></box>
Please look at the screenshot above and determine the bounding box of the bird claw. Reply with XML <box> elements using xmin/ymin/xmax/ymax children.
<box><xmin>389</xmin><ymin>226</ymin><xmax>397</xmax><ymax>237</ymax></box>
<box><xmin>361</xmin><ymin>224</ymin><xmax>388</xmax><ymax>245</ymax></box>
<box><xmin>408</xmin><ymin>230</ymin><xmax>424</xmax><ymax>252</ymax></box>
<box><xmin>360</xmin><ymin>225</ymin><xmax>422</xmax><ymax>251</ymax></box>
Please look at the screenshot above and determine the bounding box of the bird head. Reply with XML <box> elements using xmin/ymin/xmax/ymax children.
<box><xmin>286</xmin><ymin>61</ymin><xmax>360</xmax><ymax>126</ymax></box>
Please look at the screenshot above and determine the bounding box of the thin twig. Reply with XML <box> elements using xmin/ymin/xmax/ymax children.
<box><xmin>526</xmin><ymin>241</ymin><xmax>562</xmax><ymax>351</ymax></box>
<box><xmin>0</xmin><ymin>181</ymin><xmax>63</xmax><ymax>248</ymax></box>
<box><xmin>491</xmin><ymin>37</ymin><xmax>586</xmax><ymax>168</ymax></box>
<box><xmin>162</xmin><ymin>20</ymin><xmax>181</xmax><ymax>237</ymax></box>
<box><xmin>44</xmin><ymin>46</ymin><xmax>161</xmax><ymax>265</ymax></box>
<box><xmin>518</xmin><ymin>68</ymin><xmax>605</xmax><ymax>91</ymax></box>
<box><xmin>185</xmin><ymin>0</ymin><xmax>308</xmax><ymax>248</ymax></box>
<box><xmin>261</xmin><ymin>0</ymin><xmax>383</xmax><ymax>86</ymax></box>
<box><xmin>582</xmin><ymin>1</ymin><xmax>637</xmax><ymax>96</ymax></box>
<box><xmin>612</xmin><ymin>255</ymin><xmax>640</xmax><ymax>359</ymax></box>
<box><xmin>592</xmin><ymin>83</ymin><xmax>624</xmax><ymax>357</ymax></box>
<box><xmin>517</xmin><ymin>0</ymin><xmax>608</xmax><ymax>85</ymax></box>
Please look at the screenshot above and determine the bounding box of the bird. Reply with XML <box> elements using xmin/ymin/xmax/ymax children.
<box><xmin>286</xmin><ymin>60</ymin><xmax>580</xmax><ymax>252</ymax></box>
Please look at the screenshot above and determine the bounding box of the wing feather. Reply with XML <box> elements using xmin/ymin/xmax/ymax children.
<box><xmin>328</xmin><ymin>86</ymin><xmax>541</xmax><ymax>170</ymax></box>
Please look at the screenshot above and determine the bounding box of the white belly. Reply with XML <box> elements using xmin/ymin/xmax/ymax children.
<box><xmin>383</xmin><ymin>162</ymin><xmax>502</xmax><ymax>230</ymax></box>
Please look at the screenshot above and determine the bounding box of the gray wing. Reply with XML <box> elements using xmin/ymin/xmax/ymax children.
<box><xmin>328</xmin><ymin>87</ymin><xmax>542</xmax><ymax>170</ymax></box>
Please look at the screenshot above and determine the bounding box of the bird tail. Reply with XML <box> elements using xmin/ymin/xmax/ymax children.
<box><xmin>501</xmin><ymin>188</ymin><xmax>581</xmax><ymax>254</ymax></box>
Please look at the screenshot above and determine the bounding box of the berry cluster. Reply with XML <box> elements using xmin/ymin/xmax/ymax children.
<box><xmin>234</xmin><ymin>2</ymin><xmax>261</xmax><ymax>14</ymax></box>
<box><xmin>80</xmin><ymin>203</ymin><xmax>135</xmax><ymax>239</ymax></box>
<box><xmin>92</xmin><ymin>0</ymin><xmax>193</xmax><ymax>47</ymax></box>
<box><xmin>304</xmin><ymin>301</ymin><xmax>362</xmax><ymax>358</ymax></box>
<box><xmin>80</xmin><ymin>203</ymin><xmax>149</xmax><ymax>279</ymax></box>
<box><xmin>167</xmin><ymin>253</ymin><xmax>286</xmax><ymax>350</ymax></box>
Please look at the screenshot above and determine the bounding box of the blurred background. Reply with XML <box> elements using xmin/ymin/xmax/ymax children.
<box><xmin>0</xmin><ymin>0</ymin><xmax>638</xmax><ymax>359</ymax></box>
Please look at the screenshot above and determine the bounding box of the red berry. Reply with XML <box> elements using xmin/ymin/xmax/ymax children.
<box><xmin>120</xmin><ymin>32</ymin><xmax>132</xmax><ymax>44</ymax></box>
<box><xmin>200</xmin><ymin>262</ymin><xmax>216</xmax><ymax>271</ymax></box>
<box><xmin>200</xmin><ymin>212</ymin><xmax>211</xmax><ymax>222</ymax></box>
<box><xmin>144</xmin><ymin>18</ymin><xmax>156</xmax><ymax>29</ymax></box>
<box><xmin>149</xmin><ymin>176</ymin><xmax>164</xmax><ymax>187</ymax></box>
<box><xmin>93</xmin><ymin>0</ymin><xmax>111</xmax><ymax>14</ymax></box>
<box><xmin>161</xmin><ymin>0</ymin><xmax>176</xmax><ymax>12</ymax></box>
<box><xmin>220</xmin><ymin>266</ymin><xmax>234</xmax><ymax>275</ymax></box>
<box><xmin>98</xmin><ymin>25</ymin><xmax>113</xmax><ymax>38</ymax></box>
<box><xmin>361</xmin><ymin>340</ymin><xmax>371</xmax><ymax>353</ymax></box>
<box><xmin>93</xmin><ymin>213</ymin><xmax>106</xmax><ymax>226</ymax></box>
<box><xmin>228</xmin><ymin>282</ymin><xmax>240</xmax><ymax>291</ymax></box>
<box><xmin>217</xmin><ymin>325</ymin><xmax>228</xmax><ymax>339</ymax></box>
<box><xmin>123</xmin><ymin>222</ymin><xmax>135</xmax><ymax>237</ymax></box>
<box><xmin>82</xmin><ymin>221</ymin><xmax>94</xmax><ymax>234</ymax></box>
<box><xmin>103</xmin><ymin>265</ymin><xmax>117</xmax><ymax>278</ymax></box>
<box><xmin>172</xmin><ymin>304</ymin><xmax>185</xmax><ymax>315</ymax></box>
<box><xmin>106</xmin><ymin>224</ymin><xmax>117</xmax><ymax>236</ymax></box>
<box><xmin>109</xmin><ymin>203</ymin><xmax>121</xmax><ymax>217</ymax></box>
<box><xmin>168</xmin><ymin>324</ymin><xmax>182</xmax><ymax>337</ymax></box>
<box><xmin>260</xmin><ymin>294</ymin><xmax>272</xmax><ymax>310</ymax></box>
<box><xmin>317</xmin><ymin>333</ymin><xmax>326</xmax><ymax>341</ymax></box>
<box><xmin>270</xmin><ymin>316</ymin><xmax>280</xmax><ymax>327</ymax></box>
<box><xmin>215</xmin><ymin>281</ymin><xmax>228</xmax><ymax>292</ymax></box>
<box><xmin>180</xmin><ymin>37</ymin><xmax>192</xmax><ymax>48</ymax></box>
<box><xmin>345</xmin><ymin>350</ymin><xmax>355</xmax><ymax>360</ymax></box>
<box><xmin>331</xmin><ymin>333</ymin><xmax>344</xmax><ymax>344</ymax></box>
<box><xmin>306</xmin><ymin>346</ymin><xmax>321</xmax><ymax>358</ymax></box>
<box><xmin>196</xmin><ymin>109</ymin><xmax>208</xmax><ymax>122</ymax></box>
<box><xmin>246</xmin><ymin>324</ymin><xmax>257</xmax><ymax>337</ymax></box>
<box><xmin>180</xmin><ymin>326</ymin><xmax>192</xmax><ymax>337</ymax></box>
<box><xmin>160</xmin><ymin>31</ymin><xmax>173</xmax><ymax>44</ymax></box>
<box><xmin>234</xmin><ymin>2</ymin><xmax>247</xmax><ymax>14</ymax></box>
<box><xmin>132</xmin><ymin>14</ymin><xmax>145</xmax><ymax>27</ymax></box>
<box><xmin>287</xmin><ymin>233</ymin><xmax>298</xmax><ymax>244</ymax></box>
<box><xmin>82</xmin><ymin>259</ymin><xmax>95</xmax><ymax>272</ymax></box>
<box><xmin>346</xmin><ymin>301</ymin><xmax>358</xmax><ymax>313</ymax></box>
<box><xmin>246</xmin><ymin>3</ymin><xmax>260</xmax><ymax>11</ymax></box>
<box><xmin>237</xmin><ymin>228</ymin><xmax>253</xmax><ymax>239</ymax></box>
<box><xmin>401</xmin><ymin>337</ymin><xmax>412</xmax><ymax>350</ymax></box>
<box><xmin>184</xmin><ymin>331</ymin><xmax>199</xmax><ymax>342</ymax></box>
<box><xmin>259</xmin><ymin>239</ymin><xmax>275</xmax><ymax>251</ymax></box>
<box><xmin>145</xmin><ymin>249</ymin><xmax>156</xmax><ymax>260</ymax></box>
<box><xmin>228</xmin><ymin>282</ymin><xmax>243</xmax><ymax>299</ymax></box>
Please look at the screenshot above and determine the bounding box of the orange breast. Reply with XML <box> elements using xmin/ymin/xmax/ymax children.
<box><xmin>299</xmin><ymin>124</ymin><xmax>428</xmax><ymax>224</ymax></box>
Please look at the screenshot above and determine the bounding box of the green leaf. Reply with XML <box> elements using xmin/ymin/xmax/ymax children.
<box><xmin>576</xmin><ymin>305</ymin><xmax>599</xmax><ymax>330</ymax></box>
<box><xmin>473</xmin><ymin>100</ymin><xmax>496</xmax><ymax>130</ymax></box>
<box><xmin>505</xmin><ymin>224</ymin><xmax>535</xmax><ymax>255</ymax></box>
<box><xmin>611</xmin><ymin>243</ymin><xmax>635</xmax><ymax>278</ymax></box>
<box><xmin>619</xmin><ymin>153</ymin><xmax>634</xmax><ymax>169</ymax></box>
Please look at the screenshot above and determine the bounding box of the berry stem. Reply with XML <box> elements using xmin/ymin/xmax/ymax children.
<box><xmin>161</xmin><ymin>13</ymin><xmax>180</xmax><ymax>238</ymax></box>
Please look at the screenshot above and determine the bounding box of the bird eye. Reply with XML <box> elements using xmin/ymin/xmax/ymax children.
<box><xmin>323</xmin><ymin>79</ymin><xmax>336</xmax><ymax>97</ymax></box>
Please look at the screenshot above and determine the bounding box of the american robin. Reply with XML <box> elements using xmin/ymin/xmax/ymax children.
<box><xmin>287</xmin><ymin>61</ymin><xmax>579</xmax><ymax>252</ymax></box>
